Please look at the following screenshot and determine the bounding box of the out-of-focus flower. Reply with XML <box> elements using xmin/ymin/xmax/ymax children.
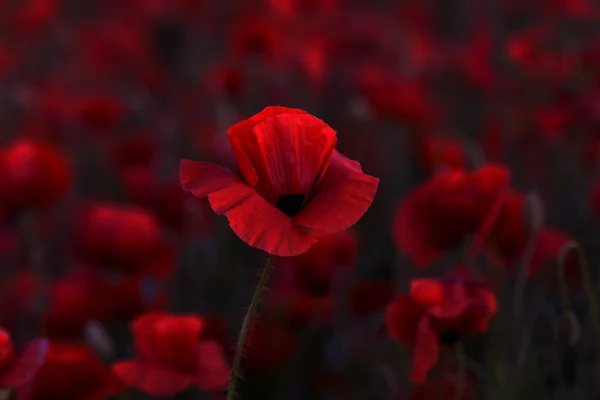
<box><xmin>180</xmin><ymin>106</ymin><xmax>379</xmax><ymax>257</ymax></box>
<box><xmin>385</xmin><ymin>278</ymin><xmax>496</xmax><ymax>383</ymax></box>
<box><xmin>0</xmin><ymin>139</ymin><xmax>71</xmax><ymax>213</ymax></box>
<box><xmin>393</xmin><ymin>165</ymin><xmax>510</xmax><ymax>267</ymax></box>
<box><xmin>29</xmin><ymin>342</ymin><xmax>124</xmax><ymax>400</ymax></box>
<box><xmin>76</xmin><ymin>202</ymin><xmax>162</xmax><ymax>270</ymax></box>
<box><xmin>0</xmin><ymin>328</ymin><xmax>47</xmax><ymax>391</ymax></box>
<box><xmin>112</xmin><ymin>312</ymin><xmax>230</xmax><ymax>396</ymax></box>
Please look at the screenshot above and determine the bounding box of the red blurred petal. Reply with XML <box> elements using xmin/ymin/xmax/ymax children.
<box><xmin>295</xmin><ymin>151</ymin><xmax>379</xmax><ymax>233</ymax></box>
<box><xmin>228</xmin><ymin>110</ymin><xmax>337</xmax><ymax>204</ymax></box>
<box><xmin>194</xmin><ymin>341</ymin><xmax>230</xmax><ymax>390</ymax></box>
<box><xmin>0</xmin><ymin>339</ymin><xmax>47</xmax><ymax>387</ymax></box>
<box><xmin>112</xmin><ymin>360</ymin><xmax>192</xmax><ymax>396</ymax></box>
<box><xmin>385</xmin><ymin>296</ymin><xmax>426</xmax><ymax>346</ymax></box>
<box><xmin>410</xmin><ymin>279</ymin><xmax>446</xmax><ymax>306</ymax></box>
<box><xmin>410</xmin><ymin>317</ymin><xmax>439</xmax><ymax>384</ymax></box>
<box><xmin>180</xmin><ymin>160</ymin><xmax>245</xmax><ymax>199</ymax></box>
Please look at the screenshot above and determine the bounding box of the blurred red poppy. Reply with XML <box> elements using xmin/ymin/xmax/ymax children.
<box><xmin>78</xmin><ymin>95</ymin><xmax>125</xmax><ymax>134</ymax></box>
<box><xmin>77</xmin><ymin>202</ymin><xmax>162</xmax><ymax>269</ymax></box>
<box><xmin>180</xmin><ymin>106</ymin><xmax>379</xmax><ymax>256</ymax></box>
<box><xmin>112</xmin><ymin>312</ymin><xmax>230</xmax><ymax>396</ymax></box>
<box><xmin>29</xmin><ymin>342</ymin><xmax>124</xmax><ymax>400</ymax></box>
<box><xmin>385</xmin><ymin>278</ymin><xmax>496</xmax><ymax>383</ymax></box>
<box><xmin>0</xmin><ymin>139</ymin><xmax>71</xmax><ymax>213</ymax></box>
<box><xmin>393</xmin><ymin>165</ymin><xmax>510</xmax><ymax>267</ymax></box>
<box><xmin>0</xmin><ymin>329</ymin><xmax>47</xmax><ymax>391</ymax></box>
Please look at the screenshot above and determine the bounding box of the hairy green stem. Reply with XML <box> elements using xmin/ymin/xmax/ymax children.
<box><xmin>226</xmin><ymin>254</ymin><xmax>275</xmax><ymax>400</ymax></box>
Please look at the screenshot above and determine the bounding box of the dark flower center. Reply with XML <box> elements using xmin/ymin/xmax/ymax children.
<box><xmin>438</xmin><ymin>330</ymin><xmax>460</xmax><ymax>344</ymax></box>
<box><xmin>276</xmin><ymin>194</ymin><xmax>305</xmax><ymax>217</ymax></box>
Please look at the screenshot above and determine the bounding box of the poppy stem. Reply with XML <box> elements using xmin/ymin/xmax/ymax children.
<box><xmin>557</xmin><ymin>241</ymin><xmax>600</xmax><ymax>361</ymax></box>
<box><xmin>454</xmin><ymin>341</ymin><xmax>465</xmax><ymax>400</ymax></box>
<box><xmin>226</xmin><ymin>254</ymin><xmax>275</xmax><ymax>400</ymax></box>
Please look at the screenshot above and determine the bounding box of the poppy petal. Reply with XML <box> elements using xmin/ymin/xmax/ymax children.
<box><xmin>385</xmin><ymin>296</ymin><xmax>426</xmax><ymax>346</ymax></box>
<box><xmin>194</xmin><ymin>341</ymin><xmax>230</xmax><ymax>390</ymax></box>
<box><xmin>411</xmin><ymin>317</ymin><xmax>439</xmax><ymax>384</ymax></box>
<box><xmin>228</xmin><ymin>112</ymin><xmax>337</xmax><ymax>203</ymax></box>
<box><xmin>210</xmin><ymin>187</ymin><xmax>317</xmax><ymax>256</ymax></box>
<box><xmin>295</xmin><ymin>151</ymin><xmax>379</xmax><ymax>233</ymax></box>
<box><xmin>131</xmin><ymin>312</ymin><xmax>166</xmax><ymax>358</ymax></box>
<box><xmin>112</xmin><ymin>360</ymin><xmax>192</xmax><ymax>396</ymax></box>
<box><xmin>0</xmin><ymin>339</ymin><xmax>47</xmax><ymax>387</ymax></box>
<box><xmin>410</xmin><ymin>279</ymin><xmax>446</xmax><ymax>306</ymax></box>
<box><xmin>180</xmin><ymin>160</ymin><xmax>245</xmax><ymax>198</ymax></box>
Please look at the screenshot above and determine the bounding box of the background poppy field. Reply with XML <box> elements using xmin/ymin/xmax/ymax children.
<box><xmin>0</xmin><ymin>0</ymin><xmax>600</xmax><ymax>399</ymax></box>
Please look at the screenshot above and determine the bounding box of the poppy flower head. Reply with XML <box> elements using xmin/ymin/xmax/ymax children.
<box><xmin>132</xmin><ymin>312</ymin><xmax>205</xmax><ymax>374</ymax></box>
<box><xmin>31</xmin><ymin>342</ymin><xmax>124</xmax><ymax>400</ymax></box>
<box><xmin>77</xmin><ymin>202</ymin><xmax>161</xmax><ymax>268</ymax></box>
<box><xmin>394</xmin><ymin>164</ymin><xmax>510</xmax><ymax>267</ymax></box>
<box><xmin>385</xmin><ymin>278</ymin><xmax>496</xmax><ymax>382</ymax></box>
<box><xmin>0</xmin><ymin>139</ymin><xmax>72</xmax><ymax>212</ymax></box>
<box><xmin>113</xmin><ymin>312</ymin><xmax>230</xmax><ymax>396</ymax></box>
<box><xmin>180</xmin><ymin>106</ymin><xmax>379</xmax><ymax>256</ymax></box>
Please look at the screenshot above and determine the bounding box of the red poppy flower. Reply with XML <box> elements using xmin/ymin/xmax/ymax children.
<box><xmin>0</xmin><ymin>329</ymin><xmax>47</xmax><ymax>390</ymax></box>
<box><xmin>112</xmin><ymin>312</ymin><xmax>230</xmax><ymax>396</ymax></box>
<box><xmin>77</xmin><ymin>202</ymin><xmax>162</xmax><ymax>269</ymax></box>
<box><xmin>393</xmin><ymin>165</ymin><xmax>510</xmax><ymax>267</ymax></box>
<box><xmin>180</xmin><ymin>106</ymin><xmax>379</xmax><ymax>256</ymax></box>
<box><xmin>385</xmin><ymin>278</ymin><xmax>496</xmax><ymax>383</ymax></box>
<box><xmin>29</xmin><ymin>342</ymin><xmax>124</xmax><ymax>400</ymax></box>
<box><xmin>0</xmin><ymin>139</ymin><xmax>71</xmax><ymax>213</ymax></box>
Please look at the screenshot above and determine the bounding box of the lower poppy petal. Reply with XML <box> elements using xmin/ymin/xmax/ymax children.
<box><xmin>180</xmin><ymin>160</ymin><xmax>244</xmax><ymax>198</ymax></box>
<box><xmin>194</xmin><ymin>341</ymin><xmax>230</xmax><ymax>390</ymax></box>
<box><xmin>0</xmin><ymin>339</ymin><xmax>47</xmax><ymax>387</ymax></box>
<box><xmin>210</xmin><ymin>187</ymin><xmax>317</xmax><ymax>256</ymax></box>
<box><xmin>411</xmin><ymin>317</ymin><xmax>439</xmax><ymax>384</ymax></box>
<box><xmin>385</xmin><ymin>296</ymin><xmax>426</xmax><ymax>346</ymax></box>
<box><xmin>295</xmin><ymin>151</ymin><xmax>379</xmax><ymax>233</ymax></box>
<box><xmin>112</xmin><ymin>360</ymin><xmax>192</xmax><ymax>396</ymax></box>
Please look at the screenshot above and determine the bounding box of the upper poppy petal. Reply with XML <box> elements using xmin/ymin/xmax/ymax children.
<box><xmin>385</xmin><ymin>296</ymin><xmax>427</xmax><ymax>346</ymax></box>
<box><xmin>209</xmin><ymin>186</ymin><xmax>317</xmax><ymax>256</ymax></box>
<box><xmin>112</xmin><ymin>360</ymin><xmax>192</xmax><ymax>396</ymax></box>
<box><xmin>180</xmin><ymin>160</ymin><xmax>245</xmax><ymax>198</ymax></box>
<box><xmin>295</xmin><ymin>151</ymin><xmax>379</xmax><ymax>233</ymax></box>
<box><xmin>410</xmin><ymin>279</ymin><xmax>446</xmax><ymax>306</ymax></box>
<box><xmin>131</xmin><ymin>312</ymin><xmax>166</xmax><ymax>360</ymax></box>
<box><xmin>0</xmin><ymin>339</ymin><xmax>47</xmax><ymax>387</ymax></box>
<box><xmin>410</xmin><ymin>317</ymin><xmax>439</xmax><ymax>384</ymax></box>
<box><xmin>150</xmin><ymin>315</ymin><xmax>205</xmax><ymax>372</ymax></box>
<box><xmin>194</xmin><ymin>341</ymin><xmax>230</xmax><ymax>390</ymax></box>
<box><xmin>227</xmin><ymin>110</ymin><xmax>337</xmax><ymax>203</ymax></box>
